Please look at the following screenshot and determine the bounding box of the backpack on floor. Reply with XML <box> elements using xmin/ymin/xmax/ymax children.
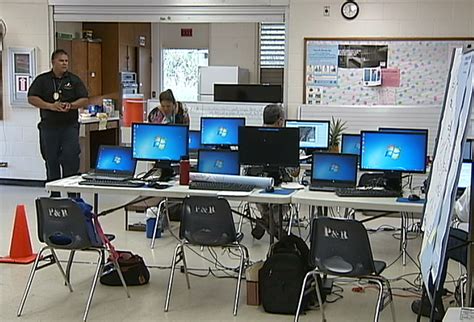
<box><xmin>259</xmin><ymin>234</ymin><xmax>325</xmax><ymax>314</ymax></box>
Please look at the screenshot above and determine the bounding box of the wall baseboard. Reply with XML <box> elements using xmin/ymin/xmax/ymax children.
<box><xmin>0</xmin><ymin>178</ymin><xmax>46</xmax><ymax>187</ymax></box>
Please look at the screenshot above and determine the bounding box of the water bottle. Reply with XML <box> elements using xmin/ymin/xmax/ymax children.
<box><xmin>179</xmin><ymin>155</ymin><xmax>190</xmax><ymax>185</ymax></box>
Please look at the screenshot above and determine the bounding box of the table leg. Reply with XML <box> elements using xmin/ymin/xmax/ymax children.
<box><xmin>401</xmin><ymin>212</ymin><xmax>408</xmax><ymax>266</ymax></box>
<box><xmin>94</xmin><ymin>193</ymin><xmax>99</xmax><ymax>214</ymax></box>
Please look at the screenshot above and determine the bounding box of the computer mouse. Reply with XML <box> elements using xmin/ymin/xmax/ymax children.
<box><xmin>408</xmin><ymin>194</ymin><xmax>421</xmax><ymax>201</ymax></box>
<box><xmin>265</xmin><ymin>186</ymin><xmax>275</xmax><ymax>193</ymax></box>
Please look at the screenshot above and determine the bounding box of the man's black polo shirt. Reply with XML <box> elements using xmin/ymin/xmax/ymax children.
<box><xmin>28</xmin><ymin>70</ymin><xmax>88</xmax><ymax>127</ymax></box>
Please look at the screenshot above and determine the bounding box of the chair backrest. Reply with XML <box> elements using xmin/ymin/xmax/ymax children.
<box><xmin>180</xmin><ymin>196</ymin><xmax>238</xmax><ymax>246</ymax></box>
<box><xmin>310</xmin><ymin>217</ymin><xmax>376</xmax><ymax>276</ymax></box>
<box><xmin>36</xmin><ymin>197</ymin><xmax>95</xmax><ymax>249</ymax></box>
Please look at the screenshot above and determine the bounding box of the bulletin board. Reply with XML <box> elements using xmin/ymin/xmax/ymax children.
<box><xmin>304</xmin><ymin>38</ymin><xmax>474</xmax><ymax>106</ymax></box>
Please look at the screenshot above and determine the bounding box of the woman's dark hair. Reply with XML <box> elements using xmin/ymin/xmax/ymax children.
<box><xmin>51</xmin><ymin>49</ymin><xmax>68</xmax><ymax>61</ymax></box>
<box><xmin>159</xmin><ymin>89</ymin><xmax>176</xmax><ymax>104</ymax></box>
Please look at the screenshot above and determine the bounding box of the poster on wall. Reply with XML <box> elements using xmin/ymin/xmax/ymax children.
<box><xmin>338</xmin><ymin>45</ymin><xmax>388</xmax><ymax>69</ymax></box>
<box><xmin>306</xmin><ymin>86</ymin><xmax>322</xmax><ymax>104</ymax></box>
<box><xmin>363</xmin><ymin>67</ymin><xmax>382</xmax><ymax>86</ymax></box>
<box><xmin>306</xmin><ymin>44</ymin><xmax>338</xmax><ymax>87</ymax></box>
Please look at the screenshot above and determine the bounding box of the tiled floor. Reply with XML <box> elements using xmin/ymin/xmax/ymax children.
<box><xmin>0</xmin><ymin>185</ymin><xmax>456</xmax><ymax>321</ymax></box>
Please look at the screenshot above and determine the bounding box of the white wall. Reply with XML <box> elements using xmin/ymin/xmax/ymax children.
<box><xmin>209</xmin><ymin>23</ymin><xmax>259</xmax><ymax>83</ymax></box>
<box><xmin>160</xmin><ymin>23</ymin><xmax>209</xmax><ymax>49</ymax></box>
<box><xmin>286</xmin><ymin>0</ymin><xmax>474</xmax><ymax>118</ymax></box>
<box><xmin>0</xmin><ymin>0</ymin><xmax>51</xmax><ymax>180</ymax></box>
<box><xmin>55</xmin><ymin>22</ymin><xmax>83</xmax><ymax>39</ymax></box>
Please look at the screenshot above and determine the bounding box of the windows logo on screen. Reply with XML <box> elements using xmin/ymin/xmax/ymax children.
<box><xmin>217</xmin><ymin>127</ymin><xmax>228</xmax><ymax>137</ymax></box>
<box><xmin>214</xmin><ymin>159</ymin><xmax>224</xmax><ymax>169</ymax></box>
<box><xmin>329</xmin><ymin>163</ymin><xmax>340</xmax><ymax>173</ymax></box>
<box><xmin>153</xmin><ymin>136</ymin><xmax>167</xmax><ymax>150</ymax></box>
<box><xmin>113</xmin><ymin>155</ymin><xmax>122</xmax><ymax>165</ymax></box>
<box><xmin>385</xmin><ymin>145</ymin><xmax>401</xmax><ymax>160</ymax></box>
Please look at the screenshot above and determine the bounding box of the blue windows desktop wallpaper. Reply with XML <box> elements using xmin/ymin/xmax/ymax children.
<box><xmin>342</xmin><ymin>134</ymin><xmax>361</xmax><ymax>155</ymax></box>
<box><xmin>198</xmin><ymin>150</ymin><xmax>240</xmax><ymax>175</ymax></box>
<box><xmin>189</xmin><ymin>131</ymin><xmax>203</xmax><ymax>150</ymax></box>
<box><xmin>312</xmin><ymin>154</ymin><xmax>357</xmax><ymax>182</ymax></box>
<box><xmin>360</xmin><ymin>132</ymin><xmax>427</xmax><ymax>172</ymax></box>
<box><xmin>132</xmin><ymin>123</ymin><xmax>188</xmax><ymax>162</ymax></box>
<box><xmin>96</xmin><ymin>147</ymin><xmax>135</xmax><ymax>172</ymax></box>
<box><xmin>201</xmin><ymin>118</ymin><xmax>244</xmax><ymax>146</ymax></box>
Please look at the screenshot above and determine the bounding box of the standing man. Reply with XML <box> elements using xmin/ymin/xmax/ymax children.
<box><xmin>28</xmin><ymin>49</ymin><xmax>88</xmax><ymax>184</ymax></box>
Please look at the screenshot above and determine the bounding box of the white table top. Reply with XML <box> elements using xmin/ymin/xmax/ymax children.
<box><xmin>46</xmin><ymin>176</ymin><xmax>294</xmax><ymax>204</ymax></box>
<box><xmin>292</xmin><ymin>188</ymin><xmax>424</xmax><ymax>214</ymax></box>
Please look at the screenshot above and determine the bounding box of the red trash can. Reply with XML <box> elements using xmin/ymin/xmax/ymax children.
<box><xmin>123</xmin><ymin>95</ymin><xmax>144</xmax><ymax>126</ymax></box>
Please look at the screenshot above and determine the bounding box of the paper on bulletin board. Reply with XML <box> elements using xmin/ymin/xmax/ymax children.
<box><xmin>382</xmin><ymin>68</ymin><xmax>401</xmax><ymax>87</ymax></box>
<box><xmin>98</xmin><ymin>119</ymin><xmax>107</xmax><ymax>130</ymax></box>
<box><xmin>363</xmin><ymin>67</ymin><xmax>382</xmax><ymax>86</ymax></box>
<box><xmin>306</xmin><ymin>44</ymin><xmax>338</xmax><ymax>87</ymax></box>
<box><xmin>306</xmin><ymin>86</ymin><xmax>322</xmax><ymax>104</ymax></box>
<box><xmin>378</xmin><ymin>88</ymin><xmax>397</xmax><ymax>105</ymax></box>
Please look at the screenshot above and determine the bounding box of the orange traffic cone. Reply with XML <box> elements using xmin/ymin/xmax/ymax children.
<box><xmin>0</xmin><ymin>205</ymin><xmax>37</xmax><ymax>264</ymax></box>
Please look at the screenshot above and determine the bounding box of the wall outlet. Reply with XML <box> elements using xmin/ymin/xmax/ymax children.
<box><xmin>323</xmin><ymin>5</ymin><xmax>330</xmax><ymax>16</ymax></box>
<box><xmin>0</xmin><ymin>162</ymin><xmax>8</xmax><ymax>168</ymax></box>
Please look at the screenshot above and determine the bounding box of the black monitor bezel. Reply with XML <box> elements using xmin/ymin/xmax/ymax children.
<box><xmin>463</xmin><ymin>138</ymin><xmax>474</xmax><ymax>161</ymax></box>
<box><xmin>238</xmin><ymin>125</ymin><xmax>300</xmax><ymax>167</ymax></box>
<box><xmin>200</xmin><ymin>117</ymin><xmax>246</xmax><ymax>147</ymax></box>
<box><xmin>285</xmin><ymin>119</ymin><xmax>330</xmax><ymax>149</ymax></box>
<box><xmin>131</xmin><ymin>122</ymin><xmax>189</xmax><ymax>163</ymax></box>
<box><xmin>378</xmin><ymin>127</ymin><xmax>429</xmax><ymax>134</ymax></box>
<box><xmin>359</xmin><ymin>130</ymin><xmax>428</xmax><ymax>174</ymax></box>
<box><xmin>197</xmin><ymin>148</ymin><xmax>240</xmax><ymax>175</ymax></box>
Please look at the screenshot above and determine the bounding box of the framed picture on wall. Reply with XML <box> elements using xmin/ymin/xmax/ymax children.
<box><xmin>8</xmin><ymin>47</ymin><xmax>36</xmax><ymax>107</ymax></box>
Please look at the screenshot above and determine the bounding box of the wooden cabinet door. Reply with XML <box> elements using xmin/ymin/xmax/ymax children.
<box><xmin>71</xmin><ymin>40</ymin><xmax>88</xmax><ymax>88</ymax></box>
<box><xmin>87</xmin><ymin>42</ymin><xmax>102</xmax><ymax>97</ymax></box>
<box><xmin>138</xmin><ymin>47</ymin><xmax>151</xmax><ymax>99</ymax></box>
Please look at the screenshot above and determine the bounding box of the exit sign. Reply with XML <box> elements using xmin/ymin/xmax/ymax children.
<box><xmin>181</xmin><ymin>28</ymin><xmax>193</xmax><ymax>37</ymax></box>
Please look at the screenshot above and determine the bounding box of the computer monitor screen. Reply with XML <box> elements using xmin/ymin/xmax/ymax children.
<box><xmin>360</xmin><ymin>131</ymin><xmax>427</xmax><ymax>173</ymax></box>
<box><xmin>189</xmin><ymin>130</ymin><xmax>203</xmax><ymax>151</ymax></box>
<box><xmin>458</xmin><ymin>162</ymin><xmax>472</xmax><ymax>189</ymax></box>
<box><xmin>379</xmin><ymin>127</ymin><xmax>429</xmax><ymax>134</ymax></box>
<box><xmin>197</xmin><ymin>149</ymin><xmax>240</xmax><ymax>175</ymax></box>
<box><xmin>341</xmin><ymin>134</ymin><xmax>361</xmax><ymax>156</ymax></box>
<box><xmin>285</xmin><ymin>120</ymin><xmax>330</xmax><ymax>149</ymax></box>
<box><xmin>239</xmin><ymin>126</ymin><xmax>299</xmax><ymax>167</ymax></box>
<box><xmin>214</xmin><ymin>84</ymin><xmax>282</xmax><ymax>103</ymax></box>
<box><xmin>96</xmin><ymin>146</ymin><xmax>135</xmax><ymax>173</ymax></box>
<box><xmin>312</xmin><ymin>153</ymin><xmax>358</xmax><ymax>185</ymax></box>
<box><xmin>200</xmin><ymin>117</ymin><xmax>245</xmax><ymax>146</ymax></box>
<box><xmin>463</xmin><ymin>139</ymin><xmax>473</xmax><ymax>161</ymax></box>
<box><xmin>131</xmin><ymin>123</ymin><xmax>189</xmax><ymax>162</ymax></box>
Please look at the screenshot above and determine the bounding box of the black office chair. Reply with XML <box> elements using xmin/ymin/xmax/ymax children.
<box><xmin>294</xmin><ymin>217</ymin><xmax>396</xmax><ymax>322</ymax></box>
<box><xmin>17</xmin><ymin>198</ymin><xmax>130</xmax><ymax>322</ymax></box>
<box><xmin>164</xmin><ymin>196</ymin><xmax>249</xmax><ymax>316</ymax></box>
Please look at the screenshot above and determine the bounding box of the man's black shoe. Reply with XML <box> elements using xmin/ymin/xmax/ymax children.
<box><xmin>251</xmin><ymin>219</ymin><xmax>266</xmax><ymax>240</ymax></box>
<box><xmin>411</xmin><ymin>298</ymin><xmax>444</xmax><ymax>321</ymax></box>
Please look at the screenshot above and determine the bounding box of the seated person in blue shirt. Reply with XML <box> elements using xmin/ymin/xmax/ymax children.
<box><xmin>248</xmin><ymin>104</ymin><xmax>299</xmax><ymax>240</ymax></box>
<box><xmin>411</xmin><ymin>186</ymin><xmax>470</xmax><ymax>320</ymax></box>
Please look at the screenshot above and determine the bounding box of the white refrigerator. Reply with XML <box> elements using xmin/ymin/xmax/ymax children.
<box><xmin>198</xmin><ymin>66</ymin><xmax>249</xmax><ymax>101</ymax></box>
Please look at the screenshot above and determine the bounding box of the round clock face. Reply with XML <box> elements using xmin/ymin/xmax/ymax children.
<box><xmin>341</xmin><ymin>1</ymin><xmax>359</xmax><ymax>20</ymax></box>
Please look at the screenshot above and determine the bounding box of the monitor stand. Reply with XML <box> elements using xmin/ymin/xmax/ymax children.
<box><xmin>143</xmin><ymin>161</ymin><xmax>175</xmax><ymax>182</ymax></box>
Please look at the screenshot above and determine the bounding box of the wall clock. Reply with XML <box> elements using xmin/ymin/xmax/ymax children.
<box><xmin>341</xmin><ymin>1</ymin><xmax>359</xmax><ymax>20</ymax></box>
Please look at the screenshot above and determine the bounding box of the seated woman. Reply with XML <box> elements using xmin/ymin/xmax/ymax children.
<box><xmin>148</xmin><ymin>89</ymin><xmax>190</xmax><ymax>125</ymax></box>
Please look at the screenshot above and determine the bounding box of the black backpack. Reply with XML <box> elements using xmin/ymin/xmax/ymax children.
<box><xmin>259</xmin><ymin>234</ymin><xmax>325</xmax><ymax>314</ymax></box>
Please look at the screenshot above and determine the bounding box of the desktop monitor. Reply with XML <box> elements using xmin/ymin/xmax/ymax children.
<box><xmin>341</xmin><ymin>134</ymin><xmax>361</xmax><ymax>156</ymax></box>
<box><xmin>200</xmin><ymin>117</ymin><xmax>245</xmax><ymax>146</ymax></box>
<box><xmin>378</xmin><ymin>127</ymin><xmax>429</xmax><ymax>135</ymax></box>
<box><xmin>214</xmin><ymin>84</ymin><xmax>282</xmax><ymax>103</ymax></box>
<box><xmin>131</xmin><ymin>123</ymin><xmax>189</xmax><ymax>162</ymax></box>
<box><xmin>458</xmin><ymin>161</ymin><xmax>472</xmax><ymax>189</ymax></box>
<box><xmin>285</xmin><ymin>120</ymin><xmax>330</xmax><ymax>149</ymax></box>
<box><xmin>238</xmin><ymin>126</ymin><xmax>299</xmax><ymax>167</ymax></box>
<box><xmin>189</xmin><ymin>130</ymin><xmax>203</xmax><ymax>151</ymax></box>
<box><xmin>463</xmin><ymin>139</ymin><xmax>473</xmax><ymax>161</ymax></box>
<box><xmin>197</xmin><ymin>149</ymin><xmax>240</xmax><ymax>175</ymax></box>
<box><xmin>360</xmin><ymin>131</ymin><xmax>428</xmax><ymax>173</ymax></box>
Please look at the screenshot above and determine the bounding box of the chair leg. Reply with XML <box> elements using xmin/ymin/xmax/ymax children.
<box><xmin>312</xmin><ymin>272</ymin><xmax>327</xmax><ymax>322</ymax></box>
<box><xmin>164</xmin><ymin>243</ymin><xmax>183</xmax><ymax>312</ymax></box>
<box><xmin>386</xmin><ymin>279</ymin><xmax>396</xmax><ymax>322</ymax></box>
<box><xmin>294</xmin><ymin>271</ymin><xmax>313</xmax><ymax>322</ymax></box>
<box><xmin>109</xmin><ymin>250</ymin><xmax>131</xmax><ymax>298</ymax></box>
<box><xmin>181</xmin><ymin>244</ymin><xmax>191</xmax><ymax>290</ymax></box>
<box><xmin>232</xmin><ymin>245</ymin><xmax>248</xmax><ymax>316</ymax></box>
<box><xmin>82</xmin><ymin>249</ymin><xmax>105</xmax><ymax>322</ymax></box>
<box><xmin>65</xmin><ymin>250</ymin><xmax>76</xmax><ymax>285</ymax></box>
<box><xmin>17</xmin><ymin>246</ymin><xmax>48</xmax><ymax>317</ymax></box>
<box><xmin>461</xmin><ymin>274</ymin><xmax>467</xmax><ymax>307</ymax></box>
<box><xmin>51</xmin><ymin>249</ymin><xmax>73</xmax><ymax>292</ymax></box>
<box><xmin>151</xmin><ymin>199</ymin><xmax>167</xmax><ymax>249</ymax></box>
<box><xmin>372</xmin><ymin>278</ymin><xmax>385</xmax><ymax>322</ymax></box>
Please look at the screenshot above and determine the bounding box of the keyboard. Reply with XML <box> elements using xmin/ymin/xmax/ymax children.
<box><xmin>189</xmin><ymin>181</ymin><xmax>255</xmax><ymax>192</ymax></box>
<box><xmin>79</xmin><ymin>179</ymin><xmax>145</xmax><ymax>188</ymax></box>
<box><xmin>81</xmin><ymin>174</ymin><xmax>131</xmax><ymax>181</ymax></box>
<box><xmin>335</xmin><ymin>188</ymin><xmax>401</xmax><ymax>198</ymax></box>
